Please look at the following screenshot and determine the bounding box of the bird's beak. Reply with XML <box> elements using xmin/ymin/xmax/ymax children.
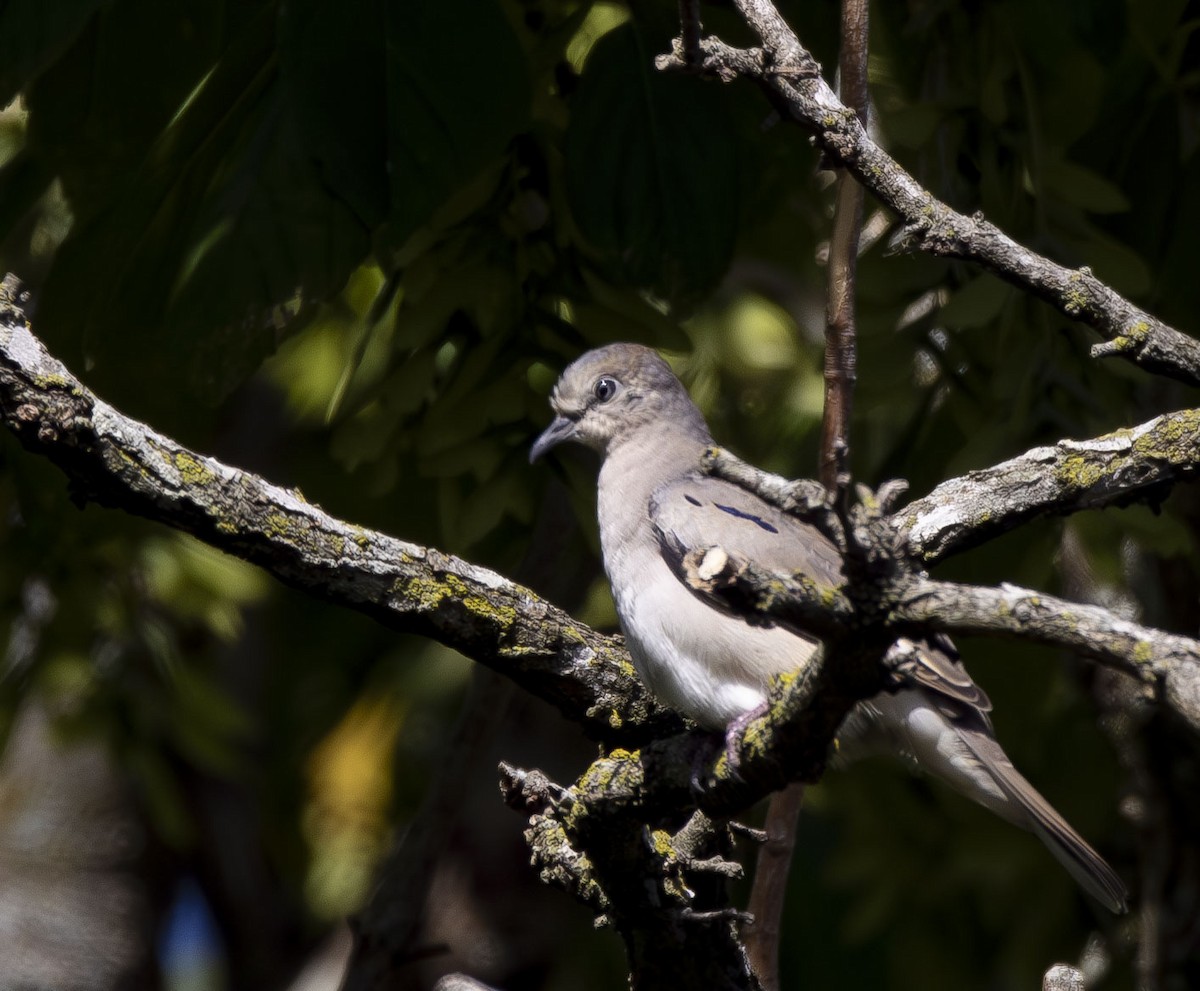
<box><xmin>529</xmin><ymin>415</ymin><xmax>578</xmax><ymax>463</ymax></box>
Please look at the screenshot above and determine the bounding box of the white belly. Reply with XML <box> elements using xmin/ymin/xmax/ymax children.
<box><xmin>611</xmin><ymin>549</ymin><xmax>817</xmax><ymax>730</ymax></box>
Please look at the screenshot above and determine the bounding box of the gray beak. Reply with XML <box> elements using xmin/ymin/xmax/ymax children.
<box><xmin>529</xmin><ymin>415</ymin><xmax>578</xmax><ymax>463</ymax></box>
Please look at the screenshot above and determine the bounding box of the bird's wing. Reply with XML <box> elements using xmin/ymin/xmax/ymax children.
<box><xmin>649</xmin><ymin>474</ymin><xmax>991</xmax><ymax>713</ymax></box>
<box><xmin>649</xmin><ymin>473</ymin><xmax>844</xmax><ymax>589</ymax></box>
<box><xmin>891</xmin><ymin>636</ymin><xmax>993</xmax><ymax>714</ymax></box>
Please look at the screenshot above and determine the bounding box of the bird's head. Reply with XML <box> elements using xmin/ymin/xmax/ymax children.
<box><xmin>529</xmin><ymin>343</ymin><xmax>709</xmax><ymax>463</ymax></box>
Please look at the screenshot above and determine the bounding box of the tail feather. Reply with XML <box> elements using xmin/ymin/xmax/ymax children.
<box><xmin>958</xmin><ymin>730</ymin><xmax>1128</xmax><ymax>913</ymax></box>
<box><xmin>842</xmin><ymin>689</ymin><xmax>1128</xmax><ymax>913</ymax></box>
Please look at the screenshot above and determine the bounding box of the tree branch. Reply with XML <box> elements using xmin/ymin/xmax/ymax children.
<box><xmin>664</xmin><ymin>533</ymin><xmax>1200</xmax><ymax>735</ymax></box>
<box><xmin>894</xmin><ymin>578</ymin><xmax>1200</xmax><ymax>729</ymax></box>
<box><xmin>0</xmin><ymin>276</ymin><xmax>891</xmax><ymax>987</ymax></box>
<box><xmin>701</xmin><ymin>408</ymin><xmax>1200</xmax><ymax>569</ymax></box>
<box><xmin>817</xmin><ymin>0</ymin><xmax>867</xmax><ymax>495</ymax></box>
<box><xmin>0</xmin><ymin>277</ymin><xmax>679</xmax><ymax>745</ymax></box>
<box><xmin>501</xmin><ymin>767</ymin><xmax>763</xmax><ymax>991</ymax></box>
<box><xmin>655</xmin><ymin>1</ymin><xmax>1200</xmax><ymax>386</ymax></box>
<box><xmin>746</xmin><ymin>2</ymin><xmax>870</xmax><ymax>982</ymax></box>
<box><xmin>899</xmin><ymin>410</ymin><xmax>1200</xmax><ymax>564</ymax></box>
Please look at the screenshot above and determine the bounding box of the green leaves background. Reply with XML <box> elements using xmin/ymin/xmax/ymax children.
<box><xmin>2</xmin><ymin>0</ymin><xmax>1199</xmax><ymax>987</ymax></box>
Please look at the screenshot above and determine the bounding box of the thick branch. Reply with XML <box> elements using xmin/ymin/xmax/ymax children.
<box><xmin>555</xmin><ymin>642</ymin><xmax>884</xmax><ymax>826</ymax></box>
<box><xmin>895</xmin><ymin>578</ymin><xmax>1200</xmax><ymax>729</ymax></box>
<box><xmin>497</xmin><ymin>632</ymin><xmax>896</xmax><ymax>991</ymax></box>
<box><xmin>702</xmin><ymin>410</ymin><xmax>1200</xmax><ymax>568</ymax></box>
<box><xmin>0</xmin><ymin>279</ymin><xmax>889</xmax><ymax>941</ymax></box>
<box><xmin>0</xmin><ymin>281</ymin><xmax>678</xmax><ymax>744</ymax></box>
<box><xmin>504</xmin><ymin>765</ymin><xmax>760</xmax><ymax>991</ymax></box>
<box><xmin>656</xmin><ymin>3</ymin><xmax>1200</xmax><ymax>386</ymax></box>
<box><xmin>663</xmin><ymin>537</ymin><xmax>1200</xmax><ymax>735</ymax></box>
<box><xmin>901</xmin><ymin>410</ymin><xmax>1200</xmax><ymax>563</ymax></box>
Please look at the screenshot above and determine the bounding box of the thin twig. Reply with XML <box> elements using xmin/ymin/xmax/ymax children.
<box><xmin>743</xmin><ymin>781</ymin><xmax>805</xmax><ymax>990</ymax></box>
<box><xmin>818</xmin><ymin>0</ymin><xmax>867</xmax><ymax>494</ymax></box>
<box><xmin>679</xmin><ymin>0</ymin><xmax>703</xmax><ymax>68</ymax></box>
<box><xmin>745</xmin><ymin>5</ymin><xmax>869</xmax><ymax>986</ymax></box>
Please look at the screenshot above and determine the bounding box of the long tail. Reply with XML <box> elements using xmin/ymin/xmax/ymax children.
<box><xmin>844</xmin><ymin>689</ymin><xmax>1129</xmax><ymax>913</ymax></box>
<box><xmin>957</xmin><ymin>727</ymin><xmax>1128</xmax><ymax>913</ymax></box>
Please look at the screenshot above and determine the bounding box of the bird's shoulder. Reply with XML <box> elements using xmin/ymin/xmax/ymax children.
<box><xmin>893</xmin><ymin>635</ymin><xmax>994</xmax><ymax>715</ymax></box>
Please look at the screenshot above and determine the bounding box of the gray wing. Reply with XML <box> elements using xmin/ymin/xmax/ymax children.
<box><xmin>649</xmin><ymin>475</ymin><xmax>988</xmax><ymax>710</ymax></box>
<box><xmin>648</xmin><ymin>473</ymin><xmax>843</xmax><ymax>591</ymax></box>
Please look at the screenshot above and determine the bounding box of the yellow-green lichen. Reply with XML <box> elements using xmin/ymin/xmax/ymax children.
<box><xmin>737</xmin><ymin>720</ymin><xmax>770</xmax><ymax>763</ymax></box>
<box><xmin>115</xmin><ymin>447</ymin><xmax>151</xmax><ymax>480</ymax></box>
<box><xmin>215</xmin><ymin>520</ymin><xmax>237</xmax><ymax>535</ymax></box>
<box><xmin>649</xmin><ymin>829</ymin><xmax>674</xmax><ymax>858</ymax></box>
<box><xmin>1124</xmin><ymin>321</ymin><xmax>1150</xmax><ymax>344</ymax></box>
<box><xmin>1055</xmin><ymin>452</ymin><xmax>1106</xmax><ymax>490</ymax></box>
<box><xmin>577</xmin><ymin>749</ymin><xmax>643</xmax><ymax>800</ymax></box>
<box><xmin>596</xmin><ymin>652</ymin><xmax>638</xmax><ymax>680</ymax></box>
<box><xmin>264</xmin><ymin>513</ymin><xmax>294</xmax><ymax>539</ymax></box>
<box><xmin>1063</xmin><ymin>271</ymin><xmax>1090</xmax><ymax>316</ymax></box>
<box><xmin>774</xmin><ymin>668</ymin><xmax>799</xmax><ymax>690</ymax></box>
<box><xmin>34</xmin><ymin>372</ymin><xmax>74</xmax><ymax>390</ymax></box>
<box><xmin>395</xmin><ymin>572</ymin><xmax>469</xmax><ymax>609</ymax></box>
<box><xmin>174</xmin><ymin>451</ymin><xmax>215</xmax><ymax>486</ymax></box>
<box><xmin>394</xmin><ymin>574</ymin><xmax>517</xmax><ymax>629</ymax></box>
<box><xmin>662</xmin><ymin>875</ymin><xmax>690</xmax><ymax>904</ymax></box>
<box><xmin>1132</xmin><ymin>640</ymin><xmax>1153</xmax><ymax>665</ymax></box>
<box><xmin>463</xmin><ymin>594</ymin><xmax>517</xmax><ymax>628</ymax></box>
<box><xmin>1132</xmin><ymin>409</ymin><xmax>1200</xmax><ymax>464</ymax></box>
<box><xmin>350</xmin><ymin>526</ymin><xmax>371</xmax><ymax>549</ymax></box>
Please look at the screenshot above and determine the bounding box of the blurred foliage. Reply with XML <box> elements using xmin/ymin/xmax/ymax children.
<box><xmin>2</xmin><ymin>0</ymin><xmax>1200</xmax><ymax>988</ymax></box>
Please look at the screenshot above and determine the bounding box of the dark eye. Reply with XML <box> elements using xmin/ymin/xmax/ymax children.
<box><xmin>593</xmin><ymin>376</ymin><xmax>619</xmax><ymax>402</ymax></box>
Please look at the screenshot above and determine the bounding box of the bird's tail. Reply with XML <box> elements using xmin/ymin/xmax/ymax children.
<box><xmin>957</xmin><ymin>730</ymin><xmax>1129</xmax><ymax>913</ymax></box>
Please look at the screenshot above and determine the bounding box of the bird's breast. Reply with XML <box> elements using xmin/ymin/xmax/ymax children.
<box><xmin>597</xmin><ymin>472</ymin><xmax>818</xmax><ymax>729</ymax></box>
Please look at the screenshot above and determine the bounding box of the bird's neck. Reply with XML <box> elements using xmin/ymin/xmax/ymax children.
<box><xmin>597</xmin><ymin>422</ymin><xmax>711</xmax><ymax>554</ymax></box>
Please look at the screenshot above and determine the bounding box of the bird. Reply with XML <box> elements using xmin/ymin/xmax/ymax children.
<box><xmin>529</xmin><ymin>341</ymin><xmax>1128</xmax><ymax>913</ymax></box>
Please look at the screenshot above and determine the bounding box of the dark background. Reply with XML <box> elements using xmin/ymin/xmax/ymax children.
<box><xmin>1</xmin><ymin>0</ymin><xmax>1198</xmax><ymax>988</ymax></box>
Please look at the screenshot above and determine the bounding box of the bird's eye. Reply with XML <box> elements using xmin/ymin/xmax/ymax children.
<box><xmin>593</xmin><ymin>376</ymin><xmax>619</xmax><ymax>403</ymax></box>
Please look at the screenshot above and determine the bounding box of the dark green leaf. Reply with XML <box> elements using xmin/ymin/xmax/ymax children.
<box><xmin>565</xmin><ymin>23</ymin><xmax>740</xmax><ymax>303</ymax></box>
<box><xmin>280</xmin><ymin>0</ymin><xmax>530</xmax><ymax>245</ymax></box>
<box><xmin>0</xmin><ymin>0</ymin><xmax>106</xmax><ymax>109</ymax></box>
